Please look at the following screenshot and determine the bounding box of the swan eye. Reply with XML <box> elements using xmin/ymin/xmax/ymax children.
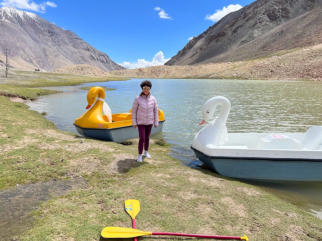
<box><xmin>206</xmin><ymin>111</ymin><xmax>210</xmax><ymax>114</ymax></box>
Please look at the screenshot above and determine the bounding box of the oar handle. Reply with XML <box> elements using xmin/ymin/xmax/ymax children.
<box><xmin>152</xmin><ymin>232</ymin><xmax>244</xmax><ymax>240</ymax></box>
<box><xmin>132</xmin><ymin>219</ymin><xmax>138</xmax><ymax>241</ymax></box>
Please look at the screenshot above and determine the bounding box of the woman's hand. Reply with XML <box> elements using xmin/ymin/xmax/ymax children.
<box><xmin>154</xmin><ymin>124</ymin><xmax>158</xmax><ymax>128</ymax></box>
<box><xmin>133</xmin><ymin>125</ymin><xmax>137</xmax><ymax>128</ymax></box>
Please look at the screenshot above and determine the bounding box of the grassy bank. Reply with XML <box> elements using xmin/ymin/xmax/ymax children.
<box><xmin>0</xmin><ymin>71</ymin><xmax>322</xmax><ymax>241</ymax></box>
<box><xmin>0</xmin><ymin>69</ymin><xmax>125</xmax><ymax>100</ymax></box>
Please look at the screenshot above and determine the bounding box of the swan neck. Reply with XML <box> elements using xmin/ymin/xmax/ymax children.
<box><xmin>85</xmin><ymin>96</ymin><xmax>100</xmax><ymax>113</ymax></box>
<box><xmin>210</xmin><ymin>101</ymin><xmax>230</xmax><ymax>125</ymax></box>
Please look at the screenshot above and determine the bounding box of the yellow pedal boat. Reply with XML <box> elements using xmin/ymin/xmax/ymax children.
<box><xmin>74</xmin><ymin>86</ymin><xmax>165</xmax><ymax>143</ymax></box>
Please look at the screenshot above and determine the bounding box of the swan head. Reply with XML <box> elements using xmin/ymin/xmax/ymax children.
<box><xmin>86</xmin><ymin>87</ymin><xmax>106</xmax><ymax>109</ymax></box>
<box><xmin>200</xmin><ymin>96</ymin><xmax>231</xmax><ymax>125</ymax></box>
<box><xmin>201</xmin><ymin>100</ymin><xmax>215</xmax><ymax>123</ymax></box>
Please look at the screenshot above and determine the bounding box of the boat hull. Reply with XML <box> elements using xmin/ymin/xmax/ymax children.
<box><xmin>75</xmin><ymin>121</ymin><xmax>164</xmax><ymax>143</ymax></box>
<box><xmin>192</xmin><ymin>147</ymin><xmax>322</xmax><ymax>182</ymax></box>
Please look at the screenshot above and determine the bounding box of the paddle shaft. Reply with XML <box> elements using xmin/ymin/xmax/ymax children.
<box><xmin>152</xmin><ymin>232</ymin><xmax>243</xmax><ymax>240</ymax></box>
<box><xmin>132</xmin><ymin>219</ymin><xmax>137</xmax><ymax>241</ymax></box>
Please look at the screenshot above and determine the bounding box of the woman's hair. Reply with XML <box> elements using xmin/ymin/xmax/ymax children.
<box><xmin>140</xmin><ymin>80</ymin><xmax>152</xmax><ymax>89</ymax></box>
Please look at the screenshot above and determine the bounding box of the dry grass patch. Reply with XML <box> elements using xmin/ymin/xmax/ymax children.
<box><xmin>280</xmin><ymin>225</ymin><xmax>306</xmax><ymax>241</ymax></box>
<box><xmin>236</xmin><ymin>187</ymin><xmax>261</xmax><ymax>196</ymax></box>
<box><xmin>26</xmin><ymin>128</ymin><xmax>116</xmax><ymax>153</ymax></box>
<box><xmin>17</xmin><ymin>136</ymin><xmax>39</xmax><ymax>145</ymax></box>
<box><xmin>223</xmin><ymin>224</ymin><xmax>237</xmax><ymax>233</ymax></box>
<box><xmin>25</xmin><ymin>129</ymin><xmax>76</xmax><ymax>141</ymax></box>
<box><xmin>195</xmin><ymin>203</ymin><xmax>216</xmax><ymax>217</ymax></box>
<box><xmin>37</xmin><ymin>142</ymin><xmax>62</xmax><ymax>151</ymax></box>
<box><xmin>68</xmin><ymin>156</ymin><xmax>107</xmax><ymax>176</ymax></box>
<box><xmin>60</xmin><ymin>141</ymin><xmax>114</xmax><ymax>153</ymax></box>
<box><xmin>272</xmin><ymin>209</ymin><xmax>298</xmax><ymax>219</ymax></box>
<box><xmin>0</xmin><ymin>133</ymin><xmax>7</xmax><ymax>138</ymax></box>
<box><xmin>51</xmin><ymin>234</ymin><xmax>75</xmax><ymax>241</ymax></box>
<box><xmin>0</xmin><ymin>136</ymin><xmax>39</xmax><ymax>153</ymax></box>
<box><xmin>196</xmin><ymin>226</ymin><xmax>218</xmax><ymax>235</ymax></box>
<box><xmin>142</xmin><ymin>157</ymin><xmax>162</xmax><ymax>165</ymax></box>
<box><xmin>220</xmin><ymin>197</ymin><xmax>247</xmax><ymax>218</ymax></box>
<box><xmin>188</xmin><ymin>175</ymin><xmax>223</xmax><ymax>189</ymax></box>
<box><xmin>153</xmin><ymin>173</ymin><xmax>172</xmax><ymax>179</ymax></box>
<box><xmin>179</xmin><ymin>191</ymin><xmax>201</xmax><ymax>200</ymax></box>
<box><xmin>271</xmin><ymin>217</ymin><xmax>281</xmax><ymax>225</ymax></box>
<box><xmin>9</xmin><ymin>97</ymin><xmax>27</xmax><ymax>103</ymax></box>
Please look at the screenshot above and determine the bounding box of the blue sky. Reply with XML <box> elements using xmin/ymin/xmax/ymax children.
<box><xmin>1</xmin><ymin>0</ymin><xmax>255</xmax><ymax>68</ymax></box>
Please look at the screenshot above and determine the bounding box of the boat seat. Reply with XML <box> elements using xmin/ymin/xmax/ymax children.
<box><xmin>302</xmin><ymin>126</ymin><xmax>322</xmax><ymax>150</ymax></box>
<box><xmin>206</xmin><ymin>144</ymin><xmax>248</xmax><ymax>149</ymax></box>
<box><xmin>257</xmin><ymin>134</ymin><xmax>301</xmax><ymax>150</ymax></box>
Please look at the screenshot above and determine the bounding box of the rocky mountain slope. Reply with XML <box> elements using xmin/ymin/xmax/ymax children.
<box><xmin>166</xmin><ymin>0</ymin><xmax>322</xmax><ymax>65</ymax></box>
<box><xmin>0</xmin><ymin>7</ymin><xmax>123</xmax><ymax>71</ymax></box>
<box><xmin>110</xmin><ymin>44</ymin><xmax>322</xmax><ymax>81</ymax></box>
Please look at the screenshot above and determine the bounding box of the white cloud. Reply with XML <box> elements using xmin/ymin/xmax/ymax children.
<box><xmin>0</xmin><ymin>0</ymin><xmax>57</xmax><ymax>12</ymax></box>
<box><xmin>205</xmin><ymin>4</ymin><xmax>242</xmax><ymax>22</ymax></box>
<box><xmin>154</xmin><ymin>6</ymin><xmax>171</xmax><ymax>20</ymax></box>
<box><xmin>45</xmin><ymin>1</ymin><xmax>56</xmax><ymax>8</ymax></box>
<box><xmin>120</xmin><ymin>51</ymin><xmax>170</xmax><ymax>69</ymax></box>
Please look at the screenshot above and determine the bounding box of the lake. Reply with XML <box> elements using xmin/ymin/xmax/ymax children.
<box><xmin>27</xmin><ymin>78</ymin><xmax>322</xmax><ymax>219</ymax></box>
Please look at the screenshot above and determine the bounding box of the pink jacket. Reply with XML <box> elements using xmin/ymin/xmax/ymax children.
<box><xmin>132</xmin><ymin>94</ymin><xmax>159</xmax><ymax>126</ymax></box>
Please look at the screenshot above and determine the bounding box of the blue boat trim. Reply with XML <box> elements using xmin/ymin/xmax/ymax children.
<box><xmin>74</xmin><ymin>120</ymin><xmax>165</xmax><ymax>131</ymax></box>
<box><xmin>191</xmin><ymin>147</ymin><xmax>322</xmax><ymax>181</ymax></box>
<box><xmin>74</xmin><ymin>121</ymin><xmax>164</xmax><ymax>143</ymax></box>
<box><xmin>191</xmin><ymin>147</ymin><xmax>322</xmax><ymax>162</ymax></box>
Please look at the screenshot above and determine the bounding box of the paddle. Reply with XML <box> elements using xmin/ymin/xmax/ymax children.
<box><xmin>125</xmin><ymin>200</ymin><xmax>140</xmax><ymax>241</ymax></box>
<box><xmin>101</xmin><ymin>227</ymin><xmax>248</xmax><ymax>241</ymax></box>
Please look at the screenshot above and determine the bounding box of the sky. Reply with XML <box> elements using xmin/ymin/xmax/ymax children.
<box><xmin>0</xmin><ymin>0</ymin><xmax>255</xmax><ymax>69</ymax></box>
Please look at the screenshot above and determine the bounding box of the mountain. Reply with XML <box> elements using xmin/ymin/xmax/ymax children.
<box><xmin>110</xmin><ymin>43</ymin><xmax>322</xmax><ymax>81</ymax></box>
<box><xmin>0</xmin><ymin>7</ymin><xmax>123</xmax><ymax>71</ymax></box>
<box><xmin>166</xmin><ymin>0</ymin><xmax>322</xmax><ymax>65</ymax></box>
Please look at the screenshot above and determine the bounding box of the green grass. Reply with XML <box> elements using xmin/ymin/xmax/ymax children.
<box><xmin>0</xmin><ymin>69</ymin><xmax>126</xmax><ymax>99</ymax></box>
<box><xmin>0</xmin><ymin>70</ymin><xmax>322</xmax><ymax>241</ymax></box>
<box><xmin>0</xmin><ymin>84</ymin><xmax>58</xmax><ymax>100</ymax></box>
<box><xmin>80</xmin><ymin>86</ymin><xmax>116</xmax><ymax>91</ymax></box>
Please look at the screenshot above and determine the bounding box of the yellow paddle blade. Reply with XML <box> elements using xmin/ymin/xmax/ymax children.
<box><xmin>241</xmin><ymin>235</ymin><xmax>249</xmax><ymax>241</ymax></box>
<box><xmin>125</xmin><ymin>199</ymin><xmax>140</xmax><ymax>219</ymax></box>
<box><xmin>101</xmin><ymin>227</ymin><xmax>152</xmax><ymax>238</ymax></box>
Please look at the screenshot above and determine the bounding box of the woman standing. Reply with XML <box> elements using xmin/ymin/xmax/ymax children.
<box><xmin>132</xmin><ymin>80</ymin><xmax>159</xmax><ymax>162</ymax></box>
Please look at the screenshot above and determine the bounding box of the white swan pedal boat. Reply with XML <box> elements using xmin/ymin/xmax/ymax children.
<box><xmin>191</xmin><ymin>96</ymin><xmax>322</xmax><ymax>182</ymax></box>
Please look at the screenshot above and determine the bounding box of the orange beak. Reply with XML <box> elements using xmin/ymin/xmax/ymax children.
<box><xmin>200</xmin><ymin>120</ymin><xmax>206</xmax><ymax>125</ymax></box>
<box><xmin>86</xmin><ymin>104</ymin><xmax>91</xmax><ymax>109</ymax></box>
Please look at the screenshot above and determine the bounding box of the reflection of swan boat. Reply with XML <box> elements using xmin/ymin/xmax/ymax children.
<box><xmin>74</xmin><ymin>87</ymin><xmax>165</xmax><ymax>143</ymax></box>
<box><xmin>192</xmin><ymin>96</ymin><xmax>322</xmax><ymax>182</ymax></box>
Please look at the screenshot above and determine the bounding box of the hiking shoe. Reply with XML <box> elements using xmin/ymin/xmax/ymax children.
<box><xmin>144</xmin><ymin>151</ymin><xmax>151</xmax><ymax>158</ymax></box>
<box><xmin>137</xmin><ymin>154</ymin><xmax>143</xmax><ymax>162</ymax></box>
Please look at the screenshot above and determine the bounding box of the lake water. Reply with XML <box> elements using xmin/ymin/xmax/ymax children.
<box><xmin>27</xmin><ymin>78</ymin><xmax>322</xmax><ymax>219</ymax></box>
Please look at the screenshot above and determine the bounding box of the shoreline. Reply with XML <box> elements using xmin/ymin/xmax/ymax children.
<box><xmin>1</xmin><ymin>72</ymin><xmax>322</xmax><ymax>240</ymax></box>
